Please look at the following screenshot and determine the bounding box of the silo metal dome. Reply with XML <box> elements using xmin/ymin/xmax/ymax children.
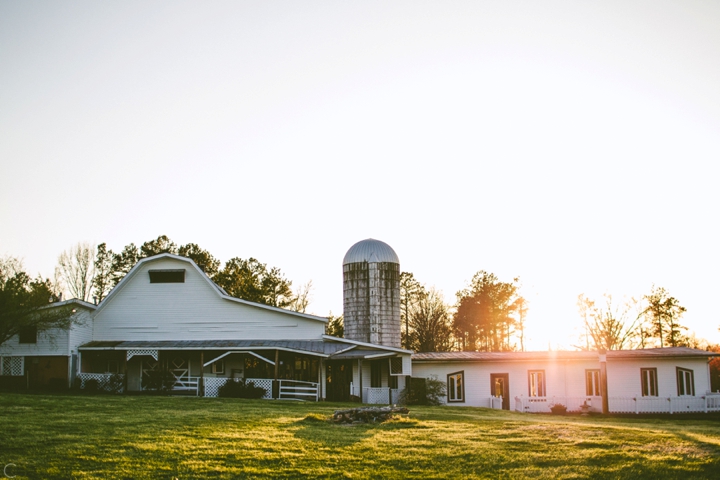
<box><xmin>343</xmin><ymin>238</ymin><xmax>399</xmax><ymax>265</ymax></box>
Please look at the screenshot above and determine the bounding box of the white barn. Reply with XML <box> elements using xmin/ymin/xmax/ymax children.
<box><xmin>75</xmin><ymin>253</ymin><xmax>411</xmax><ymax>401</ymax></box>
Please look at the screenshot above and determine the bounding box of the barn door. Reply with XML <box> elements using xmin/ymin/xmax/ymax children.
<box><xmin>170</xmin><ymin>357</ymin><xmax>190</xmax><ymax>389</ymax></box>
<box><xmin>141</xmin><ymin>359</ymin><xmax>159</xmax><ymax>390</ymax></box>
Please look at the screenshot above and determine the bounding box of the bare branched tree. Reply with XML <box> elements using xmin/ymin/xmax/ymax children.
<box><xmin>289</xmin><ymin>280</ymin><xmax>313</xmax><ymax>313</ymax></box>
<box><xmin>56</xmin><ymin>242</ymin><xmax>96</xmax><ymax>302</ymax></box>
<box><xmin>577</xmin><ymin>293</ymin><xmax>643</xmax><ymax>350</ymax></box>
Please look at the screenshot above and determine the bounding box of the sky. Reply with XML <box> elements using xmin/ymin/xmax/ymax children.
<box><xmin>1</xmin><ymin>1</ymin><xmax>719</xmax><ymax>350</ymax></box>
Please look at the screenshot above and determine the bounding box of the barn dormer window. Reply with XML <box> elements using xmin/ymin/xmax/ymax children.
<box><xmin>149</xmin><ymin>269</ymin><xmax>185</xmax><ymax>283</ymax></box>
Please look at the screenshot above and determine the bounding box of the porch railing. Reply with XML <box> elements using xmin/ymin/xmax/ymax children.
<box><xmin>490</xmin><ymin>396</ymin><xmax>503</xmax><ymax>409</ymax></box>
<box><xmin>78</xmin><ymin>373</ymin><xmax>125</xmax><ymax>394</ymax></box>
<box><xmin>610</xmin><ymin>394</ymin><xmax>720</xmax><ymax>414</ymax></box>
<box><xmin>514</xmin><ymin>395</ymin><xmax>720</xmax><ymax>414</ymax></box>
<box><xmin>279</xmin><ymin>380</ymin><xmax>319</xmax><ymax>401</ymax></box>
<box><xmin>172</xmin><ymin>376</ymin><xmax>200</xmax><ymax>395</ymax></box>
<box><xmin>202</xmin><ymin>378</ymin><xmax>315</xmax><ymax>400</ymax></box>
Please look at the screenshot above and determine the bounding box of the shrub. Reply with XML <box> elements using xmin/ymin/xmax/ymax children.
<box><xmin>46</xmin><ymin>378</ymin><xmax>68</xmax><ymax>392</ymax></box>
<box><xmin>218</xmin><ymin>378</ymin><xmax>267</xmax><ymax>399</ymax></box>
<box><xmin>105</xmin><ymin>373</ymin><xmax>124</xmax><ymax>394</ymax></box>
<box><xmin>143</xmin><ymin>370</ymin><xmax>176</xmax><ymax>392</ymax></box>
<box><xmin>71</xmin><ymin>377</ymin><xmax>82</xmax><ymax>391</ymax></box>
<box><xmin>83</xmin><ymin>379</ymin><xmax>99</xmax><ymax>392</ymax></box>
<box><xmin>398</xmin><ymin>376</ymin><xmax>446</xmax><ymax>406</ymax></box>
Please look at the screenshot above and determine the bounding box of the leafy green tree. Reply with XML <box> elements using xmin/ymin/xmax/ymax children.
<box><xmin>326</xmin><ymin>314</ymin><xmax>344</xmax><ymax>338</ymax></box>
<box><xmin>140</xmin><ymin>235</ymin><xmax>178</xmax><ymax>258</ymax></box>
<box><xmin>643</xmin><ymin>286</ymin><xmax>687</xmax><ymax>347</ymax></box>
<box><xmin>178</xmin><ymin>243</ymin><xmax>220</xmax><ymax>277</ymax></box>
<box><xmin>0</xmin><ymin>259</ymin><xmax>73</xmax><ymax>347</ymax></box>
<box><xmin>400</xmin><ymin>272</ymin><xmax>425</xmax><ymax>349</ymax></box>
<box><xmin>214</xmin><ymin>257</ymin><xmax>293</xmax><ymax>308</ymax></box>
<box><xmin>111</xmin><ymin>244</ymin><xmax>139</xmax><ymax>287</ymax></box>
<box><xmin>453</xmin><ymin>271</ymin><xmax>521</xmax><ymax>352</ymax></box>
<box><xmin>407</xmin><ymin>288</ymin><xmax>453</xmax><ymax>352</ymax></box>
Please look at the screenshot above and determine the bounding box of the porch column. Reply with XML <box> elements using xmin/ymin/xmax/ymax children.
<box><xmin>599</xmin><ymin>350</ymin><xmax>609</xmax><ymax>414</ymax></box>
<box><xmin>123</xmin><ymin>353</ymin><xmax>128</xmax><ymax>393</ymax></box>
<box><xmin>358</xmin><ymin>359</ymin><xmax>363</xmax><ymax>402</ymax></box>
<box><xmin>199</xmin><ymin>351</ymin><xmax>204</xmax><ymax>397</ymax></box>
<box><xmin>318</xmin><ymin>359</ymin><xmax>323</xmax><ymax>401</ymax></box>
<box><xmin>273</xmin><ymin>350</ymin><xmax>280</xmax><ymax>399</ymax></box>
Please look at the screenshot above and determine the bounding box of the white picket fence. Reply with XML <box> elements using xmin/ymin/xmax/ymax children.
<box><xmin>610</xmin><ymin>395</ymin><xmax>720</xmax><ymax>414</ymax></box>
<box><xmin>514</xmin><ymin>394</ymin><xmax>720</xmax><ymax>414</ymax></box>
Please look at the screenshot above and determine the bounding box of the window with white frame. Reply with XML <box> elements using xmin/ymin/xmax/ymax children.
<box><xmin>586</xmin><ymin>370</ymin><xmax>601</xmax><ymax>396</ymax></box>
<box><xmin>528</xmin><ymin>370</ymin><xmax>545</xmax><ymax>397</ymax></box>
<box><xmin>676</xmin><ymin>367</ymin><xmax>695</xmax><ymax>396</ymax></box>
<box><xmin>1</xmin><ymin>356</ymin><xmax>24</xmax><ymax>376</ymax></box>
<box><xmin>447</xmin><ymin>371</ymin><xmax>464</xmax><ymax>403</ymax></box>
<box><xmin>641</xmin><ymin>368</ymin><xmax>658</xmax><ymax>396</ymax></box>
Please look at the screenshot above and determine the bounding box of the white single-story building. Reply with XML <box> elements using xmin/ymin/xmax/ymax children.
<box><xmin>412</xmin><ymin>348</ymin><xmax>720</xmax><ymax>414</ymax></box>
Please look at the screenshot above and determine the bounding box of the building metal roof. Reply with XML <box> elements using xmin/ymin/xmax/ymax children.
<box><xmin>412</xmin><ymin>347</ymin><xmax>719</xmax><ymax>362</ymax></box>
<box><xmin>343</xmin><ymin>238</ymin><xmax>400</xmax><ymax>265</ymax></box>
<box><xmin>79</xmin><ymin>339</ymin><xmax>405</xmax><ymax>359</ymax></box>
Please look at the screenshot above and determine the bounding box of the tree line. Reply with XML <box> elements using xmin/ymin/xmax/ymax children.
<box><xmin>577</xmin><ymin>286</ymin><xmax>691</xmax><ymax>351</ymax></box>
<box><xmin>0</xmin><ymin>236</ymin><xmax>707</xmax><ymax>355</ymax></box>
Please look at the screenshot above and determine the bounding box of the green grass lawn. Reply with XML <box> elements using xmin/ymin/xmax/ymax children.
<box><xmin>1</xmin><ymin>393</ymin><xmax>720</xmax><ymax>479</ymax></box>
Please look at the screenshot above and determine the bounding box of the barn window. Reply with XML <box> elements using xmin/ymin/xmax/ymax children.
<box><xmin>212</xmin><ymin>361</ymin><xmax>225</xmax><ymax>375</ymax></box>
<box><xmin>528</xmin><ymin>370</ymin><xmax>545</xmax><ymax>397</ymax></box>
<box><xmin>676</xmin><ymin>368</ymin><xmax>695</xmax><ymax>396</ymax></box>
<box><xmin>641</xmin><ymin>368</ymin><xmax>658</xmax><ymax>396</ymax></box>
<box><xmin>18</xmin><ymin>326</ymin><xmax>37</xmax><ymax>344</ymax></box>
<box><xmin>586</xmin><ymin>370</ymin><xmax>601</xmax><ymax>396</ymax></box>
<box><xmin>389</xmin><ymin>357</ymin><xmax>404</xmax><ymax>375</ymax></box>
<box><xmin>447</xmin><ymin>371</ymin><xmax>464</xmax><ymax>403</ymax></box>
<box><xmin>1</xmin><ymin>356</ymin><xmax>24</xmax><ymax>376</ymax></box>
<box><xmin>149</xmin><ymin>269</ymin><xmax>185</xmax><ymax>283</ymax></box>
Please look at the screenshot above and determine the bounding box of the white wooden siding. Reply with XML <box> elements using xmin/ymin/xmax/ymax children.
<box><xmin>68</xmin><ymin>309</ymin><xmax>94</xmax><ymax>353</ymax></box>
<box><xmin>93</xmin><ymin>258</ymin><xmax>325</xmax><ymax>341</ymax></box>
<box><xmin>414</xmin><ymin>355</ymin><xmax>714</xmax><ymax>408</ymax></box>
<box><xmin>0</xmin><ymin>328</ymin><xmax>70</xmax><ymax>356</ymax></box>
<box><xmin>606</xmin><ymin>358</ymin><xmax>711</xmax><ymax>397</ymax></box>
<box><xmin>414</xmin><ymin>359</ymin><xmax>605</xmax><ymax>407</ymax></box>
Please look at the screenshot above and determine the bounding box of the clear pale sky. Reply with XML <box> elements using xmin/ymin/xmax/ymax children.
<box><xmin>1</xmin><ymin>1</ymin><xmax>719</xmax><ymax>350</ymax></box>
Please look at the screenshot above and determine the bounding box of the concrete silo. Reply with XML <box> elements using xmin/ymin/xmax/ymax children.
<box><xmin>342</xmin><ymin>239</ymin><xmax>401</xmax><ymax>348</ymax></box>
